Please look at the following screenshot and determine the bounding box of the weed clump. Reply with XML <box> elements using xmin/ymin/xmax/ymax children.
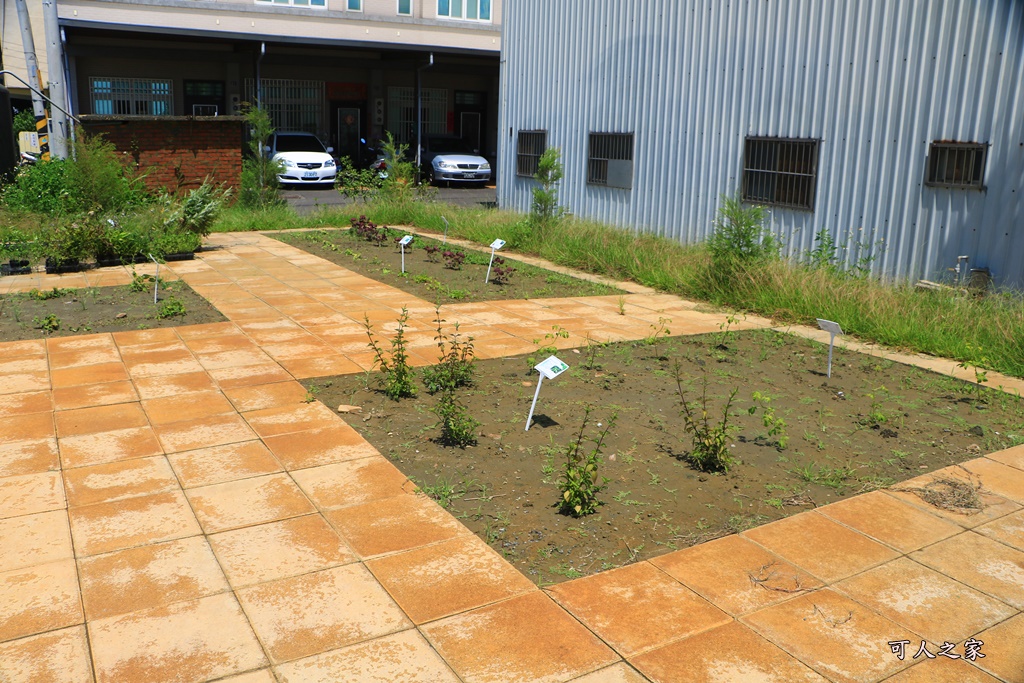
<box><xmin>559</xmin><ymin>408</ymin><xmax>615</xmax><ymax>517</ymax></box>
<box><xmin>422</xmin><ymin>308</ymin><xmax>475</xmax><ymax>394</ymax></box>
<box><xmin>364</xmin><ymin>307</ymin><xmax>417</xmax><ymax>400</ymax></box>
<box><xmin>676</xmin><ymin>365</ymin><xmax>738</xmax><ymax>472</ymax></box>
<box><xmin>433</xmin><ymin>386</ymin><xmax>479</xmax><ymax>448</ymax></box>
<box><xmin>157</xmin><ymin>297</ymin><xmax>186</xmax><ymax>319</ymax></box>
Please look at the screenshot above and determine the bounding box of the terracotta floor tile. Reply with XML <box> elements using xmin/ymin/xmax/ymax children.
<box><xmin>630</xmin><ymin>620</ymin><xmax>828</xmax><ymax>683</ymax></box>
<box><xmin>961</xmin><ymin>458</ymin><xmax>1024</xmax><ymax>504</ymax></box>
<box><xmin>274</xmin><ymin>629</ymin><xmax>461</xmax><ymax>683</ymax></box>
<box><xmin>52</xmin><ymin>380</ymin><xmax>138</xmax><ymax>411</ymax></box>
<box><xmin>650</xmin><ymin>535</ymin><xmax>823</xmax><ymax>616</ymax></box>
<box><xmin>742</xmin><ymin>589</ymin><xmax>918</xmax><ymax>683</ymax></box>
<box><xmin>209</xmin><ymin>362</ymin><xmax>295</xmax><ymax>390</ymax></box>
<box><xmin>817</xmin><ymin>491</ymin><xmax>963</xmax><ymax>553</ymax></box>
<box><xmin>743</xmin><ymin>511</ymin><xmax>900</xmax><ymax>582</ymax></box>
<box><xmin>0</xmin><ymin>471</ymin><xmax>65</xmax><ymax>518</ymax></box>
<box><xmin>58</xmin><ymin>425</ymin><xmax>163</xmax><ymax>469</ymax></box>
<box><xmin>185</xmin><ymin>473</ymin><xmax>315</xmax><ymax>533</ymax></box>
<box><xmin>131</xmin><ymin>370</ymin><xmax>218</xmax><ymax>400</ymax></box>
<box><xmin>548</xmin><ymin>561</ymin><xmax>729</xmax><ymax>657</ymax></box>
<box><xmin>46</xmin><ymin>333</ymin><xmax>117</xmax><ymax>354</ymax></box>
<box><xmin>834</xmin><ymin>557</ymin><xmax>1016</xmax><ymax>643</ymax></box>
<box><xmin>886</xmin><ymin>469</ymin><xmax>1022</xmax><ymax>528</ymax></box>
<box><xmin>0</xmin><ymin>339</ymin><xmax>46</xmax><ymax>359</ymax></box>
<box><xmin>88</xmin><ymin>593</ymin><xmax>267</xmax><ymax>683</ymax></box>
<box><xmin>63</xmin><ymin>455</ymin><xmax>179</xmax><ymax>507</ymax></box>
<box><xmin>167</xmin><ymin>440</ymin><xmax>282</xmax><ymax>488</ymax></box>
<box><xmin>79</xmin><ymin>535</ymin><xmax>230</xmax><ymax>620</ymax></box>
<box><xmin>141</xmin><ymin>390</ymin><xmax>237</xmax><ymax>425</ymax></box>
<box><xmin>54</xmin><ymin>402</ymin><xmax>149</xmax><ymax>438</ymax></box>
<box><xmin>366</xmin><ymin>533</ymin><xmax>535</xmax><ymax>625</ymax></box>
<box><xmin>0</xmin><ymin>369</ymin><xmax>50</xmax><ymax>396</ymax></box>
<box><xmin>0</xmin><ymin>510</ymin><xmax>73</xmax><ymax>572</ymax></box>
<box><xmin>153</xmin><ymin>412</ymin><xmax>257</xmax><ymax>453</ymax></box>
<box><xmin>217</xmin><ymin>671</ymin><xmax>277</xmax><ymax>683</ymax></box>
<box><xmin>277</xmin><ymin>355</ymin><xmax>366</xmax><ymax>379</ymax></box>
<box><xmin>49</xmin><ymin>362</ymin><xmax>129</xmax><ymax>389</ymax></box>
<box><xmin>262</xmin><ymin>424</ymin><xmax>378</xmax><ymax>470</ymax></box>
<box><xmin>197</xmin><ymin>347</ymin><xmax>276</xmax><ymax>371</ymax></box>
<box><xmin>47</xmin><ymin>347</ymin><xmax>122</xmax><ymax>370</ymax></box>
<box><xmin>0</xmin><ymin>625</ymin><xmax>93</xmax><ymax>683</ymax></box>
<box><xmin>174</xmin><ymin>321</ymin><xmax>239</xmax><ymax>339</ymax></box>
<box><xmin>244</xmin><ymin>402</ymin><xmax>341</xmax><ymax>438</ymax></box>
<box><xmin>183</xmin><ymin>334</ymin><xmax>260</xmax><ymax>355</ymax></box>
<box><xmin>0</xmin><ymin>357</ymin><xmax>48</xmax><ymax>376</ymax></box>
<box><xmin>975</xmin><ymin>509</ymin><xmax>1024</xmax><ymax>552</ymax></box>
<box><xmin>68</xmin><ymin>490</ymin><xmax>201</xmax><ymax>556</ymax></box>
<box><xmin>0</xmin><ymin>412</ymin><xmax>54</xmax><ymax>446</ymax></box>
<box><xmin>568</xmin><ymin>663</ymin><xmax>650</xmax><ymax>683</ymax></box>
<box><xmin>0</xmin><ymin>438</ymin><xmax>59</xmax><ymax>477</ymax></box>
<box><xmin>237</xmin><ymin>563</ymin><xmax>410</xmax><ymax>664</ymax></box>
<box><xmin>291</xmin><ymin>457</ymin><xmax>414</xmax><ymax>510</ymax></box>
<box><xmin>911</xmin><ymin>532</ymin><xmax>1024</xmax><ymax>609</ymax></box>
<box><xmin>124</xmin><ymin>352</ymin><xmax>206</xmax><ymax>379</ymax></box>
<box><xmin>0</xmin><ymin>559</ymin><xmax>82</xmax><ymax>642</ymax></box>
<box><xmin>972</xmin><ymin>612</ymin><xmax>1024</xmax><ymax>682</ymax></box>
<box><xmin>987</xmin><ymin>443</ymin><xmax>1024</xmax><ymax>470</ymax></box>
<box><xmin>112</xmin><ymin>327</ymin><xmax>181</xmax><ymax>346</ymax></box>
<box><xmin>882</xmin><ymin>658</ymin><xmax>1003</xmax><ymax>682</ymax></box>
<box><xmin>210</xmin><ymin>513</ymin><xmax>355</xmax><ymax>587</ymax></box>
<box><xmin>224</xmin><ymin>381</ymin><xmax>311</xmax><ymax>412</ymax></box>
<box><xmin>0</xmin><ymin>390</ymin><xmax>52</xmax><ymax>418</ymax></box>
<box><xmin>422</xmin><ymin>591</ymin><xmax>617</xmax><ymax>683</ymax></box>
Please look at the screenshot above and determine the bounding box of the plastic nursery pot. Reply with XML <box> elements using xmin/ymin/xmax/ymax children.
<box><xmin>44</xmin><ymin>257</ymin><xmax>84</xmax><ymax>274</ymax></box>
<box><xmin>1</xmin><ymin>259</ymin><xmax>32</xmax><ymax>276</ymax></box>
<box><xmin>161</xmin><ymin>252</ymin><xmax>195</xmax><ymax>262</ymax></box>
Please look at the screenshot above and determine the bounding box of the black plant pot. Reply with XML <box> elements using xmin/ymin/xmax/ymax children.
<box><xmin>45</xmin><ymin>257</ymin><xmax>84</xmax><ymax>274</ymax></box>
<box><xmin>162</xmin><ymin>252</ymin><xmax>195</xmax><ymax>262</ymax></box>
<box><xmin>1</xmin><ymin>259</ymin><xmax>32</xmax><ymax>276</ymax></box>
<box><xmin>95</xmin><ymin>254</ymin><xmax>122</xmax><ymax>268</ymax></box>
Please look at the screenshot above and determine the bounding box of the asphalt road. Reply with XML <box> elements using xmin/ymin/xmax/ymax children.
<box><xmin>281</xmin><ymin>182</ymin><xmax>497</xmax><ymax>215</ymax></box>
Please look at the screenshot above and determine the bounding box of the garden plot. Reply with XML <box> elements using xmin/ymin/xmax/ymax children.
<box><xmin>306</xmin><ymin>327</ymin><xmax>1023</xmax><ymax>586</ymax></box>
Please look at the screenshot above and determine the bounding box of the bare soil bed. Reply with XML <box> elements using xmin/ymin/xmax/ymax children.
<box><xmin>271</xmin><ymin>227</ymin><xmax>621</xmax><ymax>303</ymax></box>
<box><xmin>306</xmin><ymin>328</ymin><xmax>1023</xmax><ymax>585</ymax></box>
<box><xmin>0</xmin><ymin>278</ymin><xmax>225</xmax><ymax>341</ymax></box>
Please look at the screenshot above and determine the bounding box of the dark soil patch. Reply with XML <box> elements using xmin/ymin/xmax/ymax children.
<box><xmin>271</xmin><ymin>227</ymin><xmax>622</xmax><ymax>303</ymax></box>
<box><xmin>305</xmin><ymin>328</ymin><xmax>1024</xmax><ymax>585</ymax></box>
<box><xmin>0</xmin><ymin>279</ymin><xmax>226</xmax><ymax>341</ymax></box>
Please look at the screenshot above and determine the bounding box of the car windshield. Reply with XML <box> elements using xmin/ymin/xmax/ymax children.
<box><xmin>276</xmin><ymin>134</ymin><xmax>327</xmax><ymax>153</ymax></box>
<box><xmin>428</xmin><ymin>137</ymin><xmax>475</xmax><ymax>155</ymax></box>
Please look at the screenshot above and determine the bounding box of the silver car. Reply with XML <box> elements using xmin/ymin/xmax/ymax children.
<box><xmin>422</xmin><ymin>136</ymin><xmax>491</xmax><ymax>185</ymax></box>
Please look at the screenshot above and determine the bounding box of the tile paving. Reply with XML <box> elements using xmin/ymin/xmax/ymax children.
<box><xmin>0</xmin><ymin>230</ymin><xmax>1022</xmax><ymax>682</ymax></box>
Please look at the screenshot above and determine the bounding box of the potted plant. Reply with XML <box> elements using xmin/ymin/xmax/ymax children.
<box><xmin>0</xmin><ymin>226</ymin><xmax>35</xmax><ymax>275</ymax></box>
<box><xmin>96</xmin><ymin>221</ymin><xmax>149</xmax><ymax>267</ymax></box>
<box><xmin>153</xmin><ymin>226</ymin><xmax>201</xmax><ymax>261</ymax></box>
<box><xmin>42</xmin><ymin>222</ymin><xmax>101</xmax><ymax>273</ymax></box>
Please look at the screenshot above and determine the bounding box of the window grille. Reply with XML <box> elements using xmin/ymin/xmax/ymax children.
<box><xmin>926</xmin><ymin>142</ymin><xmax>986</xmax><ymax>189</ymax></box>
<box><xmin>742</xmin><ymin>137</ymin><xmax>819</xmax><ymax>210</ymax></box>
<box><xmin>244</xmin><ymin>79</ymin><xmax>325</xmax><ymax>136</ymax></box>
<box><xmin>90</xmin><ymin>77</ymin><xmax>173</xmax><ymax>116</ymax></box>
<box><xmin>516</xmin><ymin>130</ymin><xmax>547</xmax><ymax>177</ymax></box>
<box><xmin>587</xmin><ymin>132</ymin><xmax>633</xmax><ymax>188</ymax></box>
<box><xmin>386</xmin><ymin>86</ymin><xmax>448</xmax><ymax>144</ymax></box>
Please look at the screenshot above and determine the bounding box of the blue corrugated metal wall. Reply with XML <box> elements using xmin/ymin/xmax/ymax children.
<box><xmin>497</xmin><ymin>0</ymin><xmax>1024</xmax><ymax>286</ymax></box>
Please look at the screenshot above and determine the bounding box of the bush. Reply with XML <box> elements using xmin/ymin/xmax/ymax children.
<box><xmin>238</xmin><ymin>106</ymin><xmax>283</xmax><ymax>209</ymax></box>
<box><xmin>40</xmin><ymin>221</ymin><xmax>103</xmax><ymax>266</ymax></box>
<box><xmin>707</xmin><ymin>194</ymin><xmax>780</xmax><ymax>267</ymax></box>
<box><xmin>531</xmin><ymin>147</ymin><xmax>564</xmax><ymax>227</ymax></box>
<box><xmin>162</xmin><ymin>180</ymin><xmax>230</xmax><ymax>237</ymax></box>
<box><xmin>559</xmin><ymin>409</ymin><xmax>614</xmax><ymax>517</ymax></box>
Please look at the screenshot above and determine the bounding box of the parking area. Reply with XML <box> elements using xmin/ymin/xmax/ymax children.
<box><xmin>281</xmin><ymin>183</ymin><xmax>497</xmax><ymax>215</ymax></box>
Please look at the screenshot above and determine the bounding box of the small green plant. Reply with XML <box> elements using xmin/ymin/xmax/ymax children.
<box><xmin>716</xmin><ymin>313</ymin><xmax>742</xmax><ymax>348</ymax></box>
<box><xmin>433</xmin><ymin>385</ymin><xmax>479</xmax><ymax>447</ymax></box>
<box><xmin>616</xmin><ymin>295</ymin><xmax>627</xmax><ymax>316</ymax></box>
<box><xmin>239</xmin><ymin>105</ymin><xmax>283</xmax><ymax>209</ymax></box>
<box><xmin>128</xmin><ymin>271</ymin><xmax>161</xmax><ymax>293</ymax></box>
<box><xmin>794</xmin><ymin>462</ymin><xmax>854</xmax><ymax>492</ymax></box>
<box><xmin>707</xmin><ymin>194</ymin><xmax>780</xmax><ymax>269</ymax></box>
<box><xmin>675</xmin><ymin>365</ymin><xmax>739</xmax><ymax>473</ymax></box>
<box><xmin>421</xmin><ymin>308</ymin><xmax>476</xmax><ymax>394</ymax></box>
<box><xmin>157</xmin><ymin>297</ymin><xmax>186</xmax><ymax>318</ymax></box>
<box><xmin>748</xmin><ymin>391</ymin><xmax>789</xmax><ymax>449</ymax></box>
<box><xmin>489</xmin><ymin>256</ymin><xmax>516</xmax><ymax>285</ymax></box>
<box><xmin>364</xmin><ymin>307</ymin><xmax>417</xmax><ymax>400</ymax></box>
<box><xmin>28</xmin><ymin>287</ymin><xmax>76</xmax><ymax>301</ymax></box>
<box><xmin>34</xmin><ymin>314</ymin><xmax>61</xmax><ymax>333</ymax></box>
<box><xmin>957</xmin><ymin>359</ymin><xmax>990</xmax><ymax>404</ymax></box>
<box><xmin>442</xmin><ymin>249</ymin><xmax>466</xmax><ymax>270</ymax></box>
<box><xmin>558</xmin><ymin>408</ymin><xmax>615</xmax><ymax>517</ymax></box>
<box><xmin>531</xmin><ymin>147</ymin><xmax>565</xmax><ymax>229</ymax></box>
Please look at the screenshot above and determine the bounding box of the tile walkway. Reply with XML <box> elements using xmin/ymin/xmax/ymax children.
<box><xmin>0</xmin><ymin>231</ymin><xmax>1022</xmax><ymax>683</ymax></box>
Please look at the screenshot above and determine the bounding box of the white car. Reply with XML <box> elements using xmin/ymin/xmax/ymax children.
<box><xmin>266</xmin><ymin>132</ymin><xmax>337</xmax><ymax>185</ymax></box>
<box><xmin>422</xmin><ymin>136</ymin><xmax>491</xmax><ymax>185</ymax></box>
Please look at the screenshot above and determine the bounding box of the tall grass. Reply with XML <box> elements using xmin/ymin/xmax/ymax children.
<box><xmin>211</xmin><ymin>196</ymin><xmax>1024</xmax><ymax>378</ymax></box>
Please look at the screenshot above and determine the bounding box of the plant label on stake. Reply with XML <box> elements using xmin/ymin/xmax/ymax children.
<box><xmin>398</xmin><ymin>235</ymin><xmax>413</xmax><ymax>273</ymax></box>
<box><xmin>816</xmin><ymin>319</ymin><xmax>843</xmax><ymax>378</ymax></box>
<box><xmin>147</xmin><ymin>253</ymin><xmax>160</xmax><ymax>304</ymax></box>
<box><xmin>525</xmin><ymin>355</ymin><xmax>569</xmax><ymax>431</ymax></box>
<box><xmin>485</xmin><ymin>239</ymin><xmax>506</xmax><ymax>284</ymax></box>
<box><xmin>441</xmin><ymin>216</ymin><xmax>449</xmax><ymax>245</ymax></box>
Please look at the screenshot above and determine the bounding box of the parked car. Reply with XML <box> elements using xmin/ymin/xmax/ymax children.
<box><xmin>266</xmin><ymin>131</ymin><xmax>337</xmax><ymax>185</ymax></box>
<box><xmin>421</xmin><ymin>136</ymin><xmax>491</xmax><ymax>185</ymax></box>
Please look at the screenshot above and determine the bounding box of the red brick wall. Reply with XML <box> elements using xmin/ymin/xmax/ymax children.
<box><xmin>79</xmin><ymin>116</ymin><xmax>245</xmax><ymax>193</ymax></box>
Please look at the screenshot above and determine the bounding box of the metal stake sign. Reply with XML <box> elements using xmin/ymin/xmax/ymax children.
<box><xmin>441</xmin><ymin>216</ymin><xmax>449</xmax><ymax>245</ymax></box>
<box><xmin>525</xmin><ymin>355</ymin><xmax>569</xmax><ymax>431</ymax></box>
<box><xmin>399</xmin><ymin>235</ymin><xmax>413</xmax><ymax>273</ymax></box>
<box><xmin>485</xmin><ymin>238</ymin><xmax>506</xmax><ymax>284</ymax></box>
<box><xmin>147</xmin><ymin>253</ymin><xmax>160</xmax><ymax>303</ymax></box>
<box><xmin>816</xmin><ymin>318</ymin><xmax>843</xmax><ymax>378</ymax></box>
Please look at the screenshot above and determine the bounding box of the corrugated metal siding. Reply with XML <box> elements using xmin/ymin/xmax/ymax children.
<box><xmin>498</xmin><ymin>0</ymin><xmax>1024</xmax><ymax>286</ymax></box>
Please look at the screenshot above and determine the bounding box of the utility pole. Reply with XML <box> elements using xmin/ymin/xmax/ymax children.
<box><xmin>41</xmin><ymin>0</ymin><xmax>68</xmax><ymax>159</ymax></box>
<box><xmin>13</xmin><ymin>0</ymin><xmax>49</xmax><ymax>160</ymax></box>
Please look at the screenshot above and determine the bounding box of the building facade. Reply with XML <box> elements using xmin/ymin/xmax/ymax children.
<box><xmin>3</xmin><ymin>0</ymin><xmax>501</xmax><ymax>163</ymax></box>
<box><xmin>498</xmin><ymin>0</ymin><xmax>1024</xmax><ymax>286</ymax></box>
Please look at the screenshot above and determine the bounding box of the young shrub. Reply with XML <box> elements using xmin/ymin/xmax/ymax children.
<box><xmin>364</xmin><ymin>307</ymin><xmax>417</xmax><ymax>400</ymax></box>
<box><xmin>442</xmin><ymin>249</ymin><xmax>466</xmax><ymax>270</ymax></box>
<box><xmin>239</xmin><ymin>105</ymin><xmax>284</xmax><ymax>209</ymax></box>
<box><xmin>336</xmin><ymin>157</ymin><xmax>382</xmax><ymax>201</ymax></box>
<box><xmin>423</xmin><ymin>245</ymin><xmax>441</xmax><ymax>262</ymax></box>
<box><xmin>433</xmin><ymin>386</ymin><xmax>479</xmax><ymax>448</ymax></box>
<box><xmin>531</xmin><ymin>147</ymin><xmax>564</xmax><ymax>228</ymax></box>
<box><xmin>489</xmin><ymin>256</ymin><xmax>516</xmax><ymax>285</ymax></box>
<box><xmin>165</xmin><ymin>180</ymin><xmax>231</xmax><ymax>237</ymax></box>
<box><xmin>377</xmin><ymin>132</ymin><xmax>416</xmax><ymax>202</ymax></box>
<box><xmin>421</xmin><ymin>308</ymin><xmax>475</xmax><ymax>394</ymax></box>
<box><xmin>157</xmin><ymin>297</ymin><xmax>187</xmax><ymax>319</ymax></box>
<box><xmin>351</xmin><ymin>215</ymin><xmax>389</xmax><ymax>245</ymax></box>
<box><xmin>675</xmin><ymin>365</ymin><xmax>739</xmax><ymax>473</ymax></box>
<box><xmin>707</xmin><ymin>194</ymin><xmax>780</xmax><ymax>267</ymax></box>
<box><xmin>67</xmin><ymin>134</ymin><xmax>149</xmax><ymax>212</ymax></box>
<box><xmin>559</xmin><ymin>408</ymin><xmax>615</xmax><ymax>517</ymax></box>
<box><xmin>41</xmin><ymin>221</ymin><xmax>103</xmax><ymax>267</ymax></box>
<box><xmin>34</xmin><ymin>314</ymin><xmax>61</xmax><ymax>334</ymax></box>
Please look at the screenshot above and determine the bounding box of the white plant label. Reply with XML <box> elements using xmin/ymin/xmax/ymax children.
<box><xmin>399</xmin><ymin>235</ymin><xmax>413</xmax><ymax>246</ymax></box>
<box><xmin>490</xmin><ymin>239</ymin><xmax>506</xmax><ymax>250</ymax></box>
<box><xmin>526</xmin><ymin>356</ymin><xmax>569</xmax><ymax>431</ymax></box>
<box><xmin>816</xmin><ymin>318</ymin><xmax>843</xmax><ymax>378</ymax></box>
<box><xmin>485</xmin><ymin>239</ymin><xmax>506</xmax><ymax>283</ymax></box>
